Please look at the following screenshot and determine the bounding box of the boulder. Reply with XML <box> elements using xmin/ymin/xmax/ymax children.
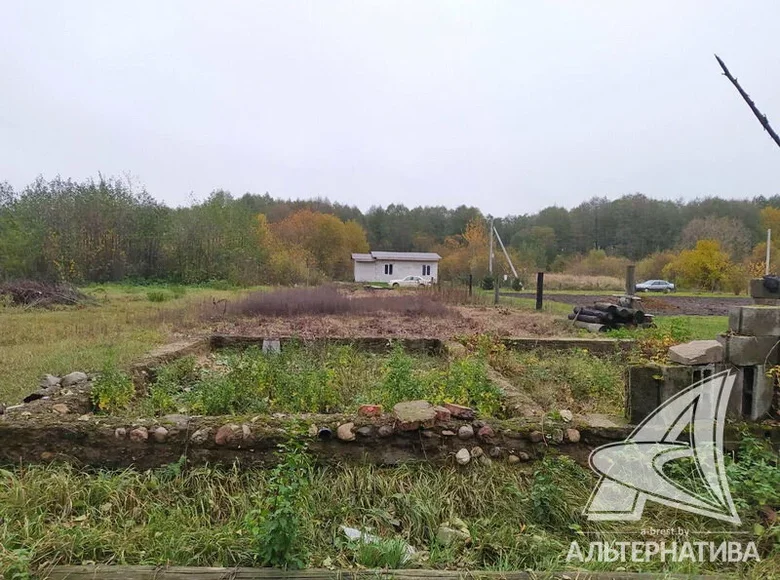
<box><xmin>39</xmin><ymin>374</ymin><xmax>61</xmax><ymax>389</ymax></box>
<box><xmin>444</xmin><ymin>403</ymin><xmax>475</xmax><ymax>420</ymax></box>
<box><xmin>152</xmin><ymin>426</ymin><xmax>169</xmax><ymax>443</ymax></box>
<box><xmin>565</xmin><ymin>428</ymin><xmax>581</xmax><ymax>443</ymax></box>
<box><xmin>358</xmin><ymin>404</ymin><xmax>383</xmax><ymax>417</ymax></box>
<box><xmin>457</xmin><ymin>425</ymin><xmax>474</xmax><ymax>440</ymax></box>
<box><xmin>436</xmin><ymin>519</ymin><xmax>471</xmax><ymax>546</ymax></box>
<box><xmin>61</xmin><ymin>372</ymin><xmax>88</xmax><ymax>387</ymax></box>
<box><xmin>393</xmin><ymin>400</ymin><xmax>436</xmax><ymax>430</ymax></box>
<box><xmin>433</xmin><ymin>406</ymin><xmax>451</xmax><ymax>422</ymax></box>
<box><xmin>51</xmin><ymin>403</ymin><xmax>69</xmax><ymax>415</ymax></box>
<box><xmin>190</xmin><ymin>427</ymin><xmax>211</xmax><ymax>445</ymax></box>
<box><xmin>507</xmin><ymin>454</ymin><xmax>520</xmax><ymax>464</ymax></box>
<box><xmin>477</xmin><ymin>425</ymin><xmax>494</xmax><ymax>440</ymax></box>
<box><xmin>559</xmin><ymin>409</ymin><xmax>573</xmax><ymax>422</ymax></box>
<box><xmin>668</xmin><ymin>340</ymin><xmax>723</xmax><ymax>365</ymax></box>
<box><xmin>455</xmin><ymin>448</ymin><xmax>470</xmax><ymax>465</ymax></box>
<box><xmin>378</xmin><ymin>425</ymin><xmax>394</xmax><ymax>438</ymax></box>
<box><xmin>215</xmin><ymin>424</ymin><xmax>239</xmax><ymax>446</ymax></box>
<box><xmin>337</xmin><ymin>422</ymin><xmax>356</xmax><ymax>442</ymax></box>
<box><xmin>129</xmin><ymin>427</ymin><xmax>148</xmax><ymax>442</ymax></box>
<box><xmin>529</xmin><ymin>430</ymin><xmax>544</xmax><ymax>443</ymax></box>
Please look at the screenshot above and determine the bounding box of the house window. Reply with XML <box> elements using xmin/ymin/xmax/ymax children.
<box><xmin>422</xmin><ymin>265</ymin><xmax>431</xmax><ymax>276</ymax></box>
<box><xmin>384</xmin><ymin>264</ymin><xmax>393</xmax><ymax>275</ymax></box>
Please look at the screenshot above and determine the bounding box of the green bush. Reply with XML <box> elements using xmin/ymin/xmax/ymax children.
<box><xmin>143</xmin><ymin>356</ymin><xmax>198</xmax><ymax>415</ymax></box>
<box><xmin>168</xmin><ymin>285</ymin><xmax>187</xmax><ymax>298</ymax></box>
<box><xmin>91</xmin><ymin>363</ymin><xmax>135</xmax><ymax>413</ymax></box>
<box><xmin>480</xmin><ymin>275</ymin><xmax>494</xmax><ymax>290</ymax></box>
<box><xmin>146</xmin><ymin>290</ymin><xmax>173</xmax><ymax>302</ymax></box>
<box><xmin>510</xmin><ymin>277</ymin><xmax>523</xmax><ymax>291</ymax></box>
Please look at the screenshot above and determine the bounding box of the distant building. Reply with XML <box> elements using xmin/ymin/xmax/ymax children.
<box><xmin>351</xmin><ymin>251</ymin><xmax>441</xmax><ymax>283</ymax></box>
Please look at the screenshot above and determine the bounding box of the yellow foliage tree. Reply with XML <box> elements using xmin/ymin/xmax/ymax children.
<box><xmin>269</xmin><ymin>210</ymin><xmax>370</xmax><ymax>281</ymax></box>
<box><xmin>662</xmin><ymin>240</ymin><xmax>733</xmax><ymax>291</ymax></box>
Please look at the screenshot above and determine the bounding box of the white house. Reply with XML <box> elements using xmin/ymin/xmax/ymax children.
<box><xmin>351</xmin><ymin>251</ymin><xmax>441</xmax><ymax>283</ymax></box>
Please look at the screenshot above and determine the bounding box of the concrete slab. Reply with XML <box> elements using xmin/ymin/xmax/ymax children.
<box><xmin>728</xmin><ymin>305</ymin><xmax>780</xmax><ymax>336</ymax></box>
<box><xmin>668</xmin><ymin>340</ymin><xmax>723</xmax><ymax>365</ymax></box>
<box><xmin>717</xmin><ymin>333</ymin><xmax>780</xmax><ymax>366</ymax></box>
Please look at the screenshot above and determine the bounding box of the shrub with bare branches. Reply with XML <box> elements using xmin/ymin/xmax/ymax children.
<box><xmin>0</xmin><ymin>280</ymin><xmax>94</xmax><ymax>308</ymax></box>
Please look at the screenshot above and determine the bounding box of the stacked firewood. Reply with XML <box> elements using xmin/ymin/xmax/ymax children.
<box><xmin>567</xmin><ymin>301</ymin><xmax>654</xmax><ymax>332</ymax></box>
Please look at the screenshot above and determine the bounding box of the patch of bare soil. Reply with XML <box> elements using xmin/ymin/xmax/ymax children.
<box><xmin>502</xmin><ymin>292</ymin><xmax>752</xmax><ymax>316</ymax></box>
<box><xmin>212</xmin><ymin>305</ymin><xmax>571</xmax><ymax>339</ymax></box>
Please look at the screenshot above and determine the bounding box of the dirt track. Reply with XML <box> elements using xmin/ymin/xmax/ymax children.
<box><xmin>502</xmin><ymin>292</ymin><xmax>752</xmax><ymax>316</ymax></box>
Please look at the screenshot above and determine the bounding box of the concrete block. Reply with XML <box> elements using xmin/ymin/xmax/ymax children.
<box><xmin>668</xmin><ymin>340</ymin><xmax>723</xmax><ymax>365</ymax></box>
<box><xmin>262</xmin><ymin>339</ymin><xmax>281</xmax><ymax>353</ymax></box>
<box><xmin>628</xmin><ymin>363</ymin><xmax>728</xmax><ymax>423</ymax></box>
<box><xmin>750</xmin><ymin>278</ymin><xmax>780</xmax><ymax>299</ymax></box>
<box><xmin>717</xmin><ymin>333</ymin><xmax>780</xmax><ymax>366</ymax></box>
<box><xmin>736</xmin><ymin>365</ymin><xmax>775</xmax><ymax>421</ymax></box>
<box><xmin>728</xmin><ymin>306</ymin><xmax>780</xmax><ymax>336</ymax></box>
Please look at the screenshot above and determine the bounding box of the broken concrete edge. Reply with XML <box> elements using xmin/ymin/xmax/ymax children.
<box><xmin>1</xmin><ymin>412</ymin><xmax>776</xmax><ymax>470</ymax></box>
<box><xmin>130</xmin><ymin>337</ymin><xmax>210</xmax><ymax>388</ymax></box>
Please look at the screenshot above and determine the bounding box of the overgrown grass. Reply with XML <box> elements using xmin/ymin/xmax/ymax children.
<box><xmin>217</xmin><ymin>286</ymin><xmax>452</xmax><ymax>319</ymax></box>
<box><xmin>139</xmin><ymin>344</ymin><xmax>504</xmax><ymax>417</ymax></box>
<box><xmin>0</xmin><ymin>286</ymin><xmax>237</xmax><ymax>404</ymax></box>
<box><xmin>1</xmin><ymin>436</ymin><xmax>776</xmax><ymax>576</ymax></box>
<box><xmin>491</xmin><ymin>347</ymin><xmax>626</xmax><ymax>415</ymax></box>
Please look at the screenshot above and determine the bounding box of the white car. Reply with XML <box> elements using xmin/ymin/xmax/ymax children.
<box><xmin>390</xmin><ymin>275</ymin><xmax>431</xmax><ymax>288</ymax></box>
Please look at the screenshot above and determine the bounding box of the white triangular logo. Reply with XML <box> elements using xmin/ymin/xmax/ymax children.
<box><xmin>584</xmin><ymin>370</ymin><xmax>740</xmax><ymax>525</ymax></box>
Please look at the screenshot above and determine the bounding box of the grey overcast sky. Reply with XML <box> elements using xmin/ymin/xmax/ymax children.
<box><xmin>1</xmin><ymin>1</ymin><xmax>779</xmax><ymax>215</ymax></box>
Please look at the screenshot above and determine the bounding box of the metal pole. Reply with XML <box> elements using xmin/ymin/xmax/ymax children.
<box><xmin>468</xmin><ymin>274</ymin><xmax>473</xmax><ymax>297</ymax></box>
<box><xmin>536</xmin><ymin>272</ymin><xmax>544</xmax><ymax>310</ymax></box>
<box><xmin>493</xmin><ymin>226</ymin><xmax>518</xmax><ymax>279</ymax></box>
<box><xmin>766</xmin><ymin>229</ymin><xmax>772</xmax><ymax>275</ymax></box>
<box><xmin>488</xmin><ymin>217</ymin><xmax>494</xmax><ymax>275</ymax></box>
<box><xmin>494</xmin><ymin>275</ymin><xmax>499</xmax><ymax>305</ymax></box>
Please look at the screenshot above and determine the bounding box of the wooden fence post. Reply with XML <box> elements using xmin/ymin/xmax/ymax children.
<box><xmin>536</xmin><ymin>272</ymin><xmax>544</xmax><ymax>310</ymax></box>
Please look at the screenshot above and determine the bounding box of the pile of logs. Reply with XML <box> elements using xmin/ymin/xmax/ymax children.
<box><xmin>567</xmin><ymin>302</ymin><xmax>653</xmax><ymax>333</ymax></box>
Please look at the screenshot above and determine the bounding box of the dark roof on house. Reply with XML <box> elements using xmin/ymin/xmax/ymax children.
<box><xmin>351</xmin><ymin>251</ymin><xmax>441</xmax><ymax>262</ymax></box>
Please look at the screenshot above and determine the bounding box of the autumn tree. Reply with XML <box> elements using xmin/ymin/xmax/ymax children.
<box><xmin>270</xmin><ymin>209</ymin><xmax>369</xmax><ymax>281</ymax></box>
<box><xmin>678</xmin><ymin>216</ymin><xmax>752</xmax><ymax>259</ymax></box>
<box><xmin>662</xmin><ymin>240</ymin><xmax>733</xmax><ymax>291</ymax></box>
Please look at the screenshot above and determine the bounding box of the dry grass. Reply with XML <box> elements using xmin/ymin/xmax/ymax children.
<box><xmin>0</xmin><ymin>286</ymin><xmax>230</xmax><ymax>405</ymax></box>
<box><xmin>538</xmin><ymin>273</ymin><xmax>624</xmax><ymax>291</ymax></box>
<box><xmin>215</xmin><ymin>286</ymin><xmax>452</xmax><ymax>319</ymax></box>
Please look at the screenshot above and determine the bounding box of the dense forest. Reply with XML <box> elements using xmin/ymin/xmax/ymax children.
<box><xmin>1</xmin><ymin>175</ymin><xmax>779</xmax><ymax>289</ymax></box>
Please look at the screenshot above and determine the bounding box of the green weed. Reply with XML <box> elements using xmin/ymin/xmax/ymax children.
<box><xmin>146</xmin><ymin>290</ymin><xmax>173</xmax><ymax>302</ymax></box>
<box><xmin>90</xmin><ymin>361</ymin><xmax>135</xmax><ymax>413</ymax></box>
<box><xmin>246</xmin><ymin>442</ymin><xmax>312</xmax><ymax>569</ymax></box>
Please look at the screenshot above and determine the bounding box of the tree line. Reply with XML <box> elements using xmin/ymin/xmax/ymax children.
<box><xmin>1</xmin><ymin>175</ymin><xmax>779</xmax><ymax>288</ymax></box>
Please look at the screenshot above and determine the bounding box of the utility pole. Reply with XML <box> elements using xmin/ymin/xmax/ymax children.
<box><xmin>488</xmin><ymin>217</ymin><xmax>494</xmax><ymax>275</ymax></box>
<box><xmin>767</xmin><ymin>229</ymin><xmax>772</xmax><ymax>275</ymax></box>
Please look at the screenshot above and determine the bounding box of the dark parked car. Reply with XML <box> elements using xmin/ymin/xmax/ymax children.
<box><xmin>636</xmin><ymin>279</ymin><xmax>675</xmax><ymax>293</ymax></box>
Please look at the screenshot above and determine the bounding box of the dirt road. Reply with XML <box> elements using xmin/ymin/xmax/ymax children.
<box><xmin>502</xmin><ymin>292</ymin><xmax>752</xmax><ymax>316</ymax></box>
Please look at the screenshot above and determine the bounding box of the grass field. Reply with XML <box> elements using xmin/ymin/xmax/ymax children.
<box><xmin>0</xmin><ymin>284</ymin><xmax>731</xmax><ymax>405</ymax></box>
<box><xmin>2</xmin><ymin>441</ymin><xmax>777</xmax><ymax>576</ymax></box>
<box><xmin>0</xmin><ymin>285</ymin><xmax>238</xmax><ymax>405</ymax></box>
